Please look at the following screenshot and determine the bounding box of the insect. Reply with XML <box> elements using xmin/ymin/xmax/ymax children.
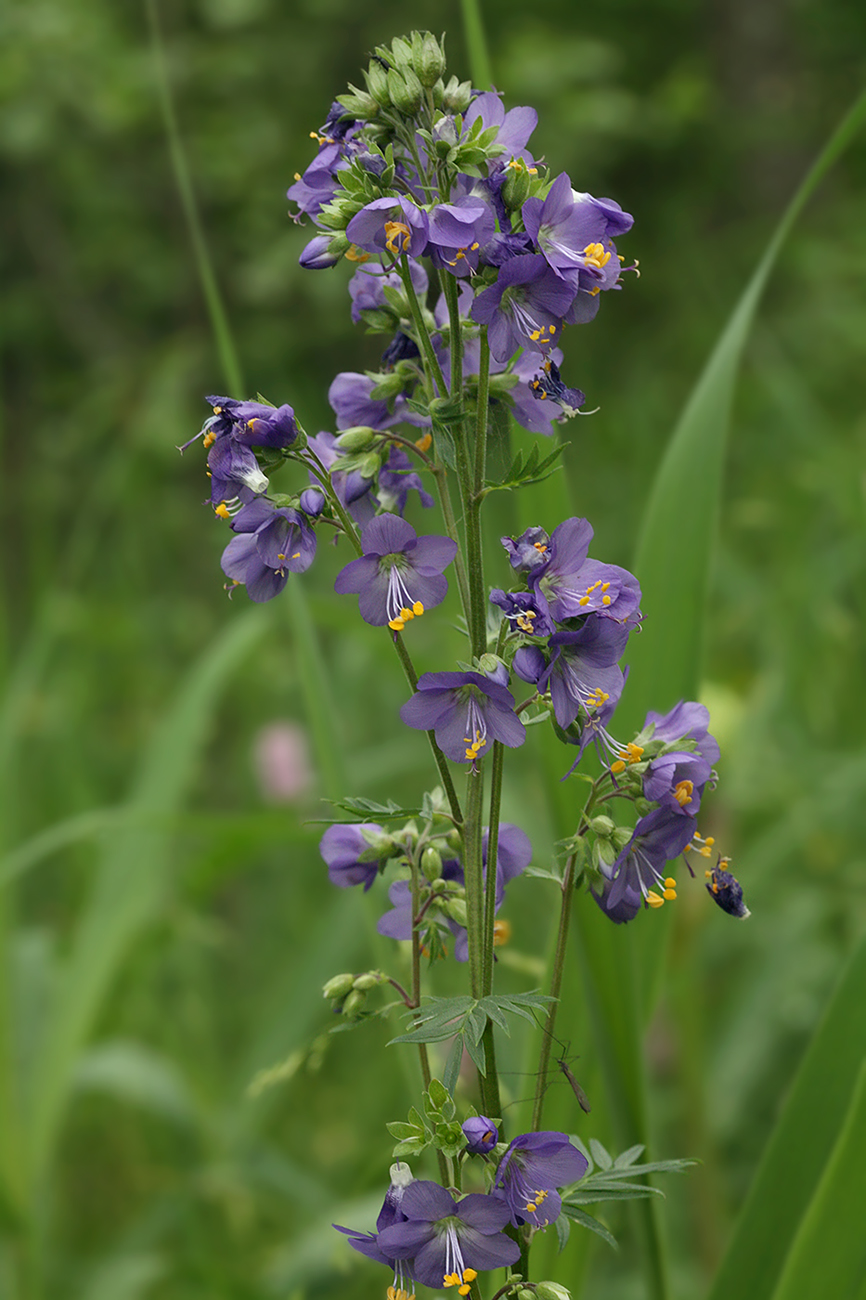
<box><xmin>556</xmin><ymin>1054</ymin><xmax>592</xmax><ymax>1114</ymax></box>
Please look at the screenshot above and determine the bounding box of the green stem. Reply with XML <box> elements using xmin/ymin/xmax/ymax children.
<box><xmin>459</xmin><ymin>0</ymin><xmax>494</xmax><ymax>90</ymax></box>
<box><xmin>391</xmin><ymin>633</ymin><xmax>463</xmax><ymax>826</ymax></box>
<box><xmin>530</xmin><ymin>853</ymin><xmax>577</xmax><ymax>1131</ymax></box>
<box><xmin>145</xmin><ymin>0</ymin><xmax>243</xmax><ymax>394</ymax></box>
<box><xmin>481</xmin><ymin>740</ymin><xmax>504</xmax><ymax>997</ymax></box>
<box><xmin>462</xmin><ymin>767</ymin><xmax>485</xmax><ymax>1001</ymax></box>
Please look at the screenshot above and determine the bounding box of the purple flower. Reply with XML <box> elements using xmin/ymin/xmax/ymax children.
<box><xmin>646</xmin><ymin>701</ymin><xmax>721</xmax><ymax>766</ymax></box>
<box><xmin>463</xmin><ymin>92</ymin><xmax>538</xmax><ymax>163</ymax></box>
<box><xmin>426</xmin><ymin>198</ymin><xmax>496</xmax><ymax>278</ymax></box>
<box><xmin>376</xmin><ymin>1182</ymin><xmax>520</xmax><ymax>1291</ymax></box>
<box><xmin>346</xmin><ymin>196</ymin><xmax>430</xmax><ymax>260</ymax></box>
<box><xmin>529</xmin><ymin>517</ymin><xmax>642</xmax><ymax>625</ymax></box>
<box><xmin>400</xmin><ymin>671</ymin><xmax>526</xmax><ymax>763</ymax></box>
<box><xmin>328</xmin><ymin>372</ymin><xmax>429</xmax><ymax>433</ymax></box>
<box><xmin>207</xmin><ymin>436</ymin><xmax>269</xmax><ymax>508</ymax></box>
<box><xmin>298</xmin><ymin>233</ymin><xmax>340</xmax><ymax>269</ymax></box>
<box><xmin>226</xmin><ymin>401</ymin><xmax>299</xmax><ymax>449</ymax></box>
<box><xmin>334</xmin><ymin>1163</ymin><xmax>416</xmax><ymax>1288</ymax></box>
<box><xmin>493</xmin><ymin>1131</ymin><xmax>588</xmax><ymax>1228</ymax></box>
<box><xmin>705</xmin><ymin>858</ymin><xmax>750</xmax><ymax>919</ymax></box>
<box><xmin>641</xmin><ymin>700</ymin><xmax>720</xmax><ymax>816</ymax></box>
<box><xmin>376</xmin><ymin>446</ymin><xmax>434</xmax><ymax>516</ymax></box>
<box><xmin>306</xmin><ymin>431</ymin><xmax>376</xmax><ymax>529</ymax></box>
<box><xmin>220</xmin><ymin>499</ymin><xmax>316</xmax><ymax>602</ymax></box>
<box><xmin>471</xmin><ymin>254</ymin><xmax>575</xmax><ymax>364</ymax></box>
<box><xmin>533</xmin><ymin>619</ymin><xmax>630</xmax><ymax>731</ymax></box>
<box><xmin>501</xmin><ymin>526</ymin><xmax>551</xmax><ymax>574</ymax></box>
<box><xmin>489</xmin><ymin>588</ymin><xmax>555</xmax><ymax>639</ymax></box>
<box><xmin>334</xmin><ymin>515</ymin><xmax>457</xmax><ymax>630</ymax></box>
<box><xmin>593</xmin><ymin>806</ymin><xmax>697</xmax><ymax>924</ymax></box>
<box><xmin>319</xmin><ymin>822</ymin><xmax>387</xmax><ymax>891</ymax></box>
<box><xmin>523</xmin><ymin>173</ymin><xmax>631</xmax><ymax>297</ymax></box>
<box><xmin>528</xmin><ymin>358</ymin><xmax>586</xmax><ymax>419</ymax></box>
<box><xmin>462</xmin><ymin>1117</ymin><xmax>499</xmax><ymax>1155</ymax></box>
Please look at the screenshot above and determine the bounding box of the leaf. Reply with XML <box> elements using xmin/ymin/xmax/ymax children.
<box><xmin>442</xmin><ymin>1037</ymin><xmax>463</xmax><ymax>1097</ymax></box>
<box><xmin>484</xmin><ymin>440</ymin><xmax>567</xmax><ymax>495</ymax></box>
<box><xmin>555</xmin><ymin>1213</ymin><xmax>571</xmax><ymax>1254</ymax></box>
<box><xmin>589</xmin><ymin>1139</ymin><xmax>613</xmax><ymax>1171</ymax></box>
<box><xmin>706</xmin><ymin>930</ymin><xmax>866</xmax><ymax>1300</ymax></box>
<box><xmin>560</xmin><ymin>1203</ymin><xmax>619</xmax><ymax>1250</ymax></box>
<box><xmin>322</xmin><ymin>795</ymin><xmax>423</xmax><ymax>821</ymax></box>
<box><xmin>768</xmin><ymin>1061</ymin><xmax>866</xmax><ymax>1300</ymax></box>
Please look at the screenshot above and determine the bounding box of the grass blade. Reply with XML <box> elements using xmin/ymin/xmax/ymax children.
<box><xmin>705</xmin><ymin>931</ymin><xmax>866</xmax><ymax>1300</ymax></box>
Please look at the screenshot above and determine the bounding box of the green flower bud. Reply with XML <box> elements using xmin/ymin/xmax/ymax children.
<box><xmin>431</xmin><ymin>877</ymin><xmax>448</xmax><ymax>894</ymax></box>
<box><xmin>353</xmin><ymin>971</ymin><xmax>382</xmax><ymax>991</ymax></box>
<box><xmin>388</xmin><ymin>66</ymin><xmax>423</xmax><ymax>115</ymax></box>
<box><xmin>593</xmin><ymin>838</ymin><xmax>616</xmax><ymax>869</ymax></box>
<box><xmin>444</xmin><ymin>898</ymin><xmax>468</xmax><ymax>928</ymax></box>
<box><xmin>612</xmin><ymin>826</ymin><xmax>633</xmax><ymax>850</ymax></box>
<box><xmin>341</xmin><ymin>988</ymin><xmax>367</xmax><ymax>1019</ymax></box>
<box><xmin>442</xmin><ymin>76</ymin><xmax>472</xmax><ymax>113</ymax></box>
<box><xmin>589</xmin><ymin>815</ymin><xmax>616</xmax><ymax>836</ymax></box>
<box><xmin>477</xmin><ymin>653</ymin><xmax>505</xmax><ymax>676</ymax></box>
<box><xmin>500</xmin><ymin>161</ymin><xmax>534</xmax><ymax>211</ymax></box>
<box><xmin>389</xmin><ymin>36</ymin><xmax>414</xmax><ymax>73</ymax></box>
<box><xmin>336</xmin><ymin>86</ymin><xmax>379</xmax><ymax>120</ymax></box>
<box><xmin>336</xmin><ymin>426</ymin><xmax>378</xmax><ymax>453</ymax></box>
<box><xmin>414</xmin><ymin>32</ymin><xmax>446</xmax><ymax>88</ymax></box>
<box><xmin>534</xmin><ymin>1284</ymin><xmax>572</xmax><ymax>1300</ymax></box>
<box><xmin>322</xmin><ymin>973</ymin><xmax>355</xmax><ymax>1000</ymax></box>
<box><xmin>365</xmin><ymin>60</ymin><xmax>391</xmax><ymax>107</ymax></box>
<box><xmin>421</xmin><ymin>846</ymin><xmax>443</xmax><ymax>882</ymax></box>
<box><xmin>445</xmin><ymin>828</ymin><xmax>463</xmax><ymax>853</ymax></box>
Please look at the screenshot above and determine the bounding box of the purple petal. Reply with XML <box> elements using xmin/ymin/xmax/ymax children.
<box><xmin>457</xmin><ymin>1193</ymin><xmax>513</xmax><ymax>1233</ymax></box>
<box><xmin>361</xmin><ymin>513</ymin><xmax>417</xmax><ymax>556</ymax></box>
<box><xmin>409</xmin><ymin>534</ymin><xmax>459</xmax><ymax>574</ymax></box>
<box><xmin>334</xmin><ymin>554</ymin><xmax>379</xmax><ymax>596</ymax></box>
<box><xmin>400</xmin><ymin>1180</ymin><xmax>456</xmax><ymax>1222</ymax></box>
<box><xmin>400</xmin><ymin>689</ymin><xmax>454</xmax><ymax>731</ymax></box>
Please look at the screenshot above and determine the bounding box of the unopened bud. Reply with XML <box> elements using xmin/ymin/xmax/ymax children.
<box><xmin>501</xmin><ymin>162</ymin><xmax>533</xmax><ymax>211</ymax></box>
<box><xmin>353</xmin><ymin>972</ymin><xmax>382</xmax><ymax>991</ymax></box>
<box><xmin>534</xmin><ymin>1284</ymin><xmax>572</xmax><ymax>1300</ymax></box>
<box><xmin>593</xmin><ymin>838</ymin><xmax>616</xmax><ymax>869</ymax></box>
<box><xmin>414</xmin><ymin>32</ymin><xmax>446</xmax><ymax>87</ymax></box>
<box><xmin>357</xmin><ymin>451</ymin><xmax>383</xmax><ymax>479</ymax></box>
<box><xmin>612</xmin><ymin>826</ymin><xmax>633</xmax><ymax>850</ymax></box>
<box><xmin>323</xmin><ymin>973</ymin><xmax>355</xmax><ymax>1001</ymax></box>
<box><xmin>421</xmin><ymin>846</ymin><xmax>443</xmax><ymax>881</ymax></box>
<box><xmin>445</xmin><ymin>828</ymin><xmax>462</xmax><ymax>853</ymax></box>
<box><xmin>341</xmin><ymin>988</ymin><xmax>367</xmax><ymax>1019</ymax></box>
<box><xmin>336</xmin><ymin>426</ymin><xmax>377</xmax><ymax>452</ymax></box>
<box><xmin>388</xmin><ymin>66</ymin><xmax>423</xmax><ymax>115</ymax></box>
<box><xmin>336</xmin><ymin>86</ymin><xmax>379</xmax><ymax>120</ymax></box>
<box><xmin>389</xmin><ymin>36</ymin><xmax>413</xmax><ymax>73</ymax></box>
<box><xmin>589</xmin><ymin>815</ymin><xmax>615</xmax><ymax>836</ymax></box>
<box><xmin>442</xmin><ymin>76</ymin><xmax>472</xmax><ymax>113</ymax></box>
<box><xmin>444</xmin><ymin>898</ymin><xmax>468</xmax><ymax>928</ymax></box>
<box><xmin>365</xmin><ymin>59</ymin><xmax>391</xmax><ymax>107</ymax></box>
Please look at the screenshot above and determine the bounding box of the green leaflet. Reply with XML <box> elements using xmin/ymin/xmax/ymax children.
<box><xmin>706</xmin><ymin>931</ymin><xmax>866</xmax><ymax>1300</ymax></box>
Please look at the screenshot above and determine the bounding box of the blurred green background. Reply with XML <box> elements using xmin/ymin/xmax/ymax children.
<box><xmin>1</xmin><ymin>0</ymin><xmax>864</xmax><ymax>1297</ymax></box>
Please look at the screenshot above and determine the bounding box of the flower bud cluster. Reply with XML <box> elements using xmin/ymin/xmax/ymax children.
<box><xmin>322</xmin><ymin>968</ymin><xmax>387</xmax><ymax>1019</ymax></box>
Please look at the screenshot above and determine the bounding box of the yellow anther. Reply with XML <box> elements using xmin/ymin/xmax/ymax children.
<box><xmin>516</xmin><ymin>611</ymin><xmax>536</xmax><ymax>632</ymax></box>
<box><xmin>610</xmin><ymin>760</ymin><xmax>626</xmax><ymax>774</ymax></box>
<box><xmin>588</xmin><ymin>286</ymin><xmax>601</xmax><ymax>296</ymax></box>
<box><xmin>388</xmin><ymin>617</ymin><xmax>405</xmax><ymax>631</ymax></box>
<box><xmin>214</xmin><ymin>503</ymin><xmax>231</xmax><ymax>520</ymax></box>
<box><xmin>399</xmin><ymin>606</ymin><xmax>414</xmax><ymax>621</ymax></box>
<box><xmin>578</xmin><ymin>596</ymin><xmax>590</xmax><ymax>606</ymax></box>
<box><xmin>706</xmin><ymin>837</ymin><xmax>715</xmax><ymax>846</ymax></box>
<box><xmin>463</xmin><ymin>1271</ymin><xmax>477</xmax><ymax>1282</ymax></box>
<box><xmin>664</xmin><ymin>877</ymin><xmax>677</xmax><ymax>889</ymax></box>
<box><xmin>384</xmin><ymin>220</ymin><xmax>411</xmax><ymax>255</ymax></box>
<box><xmin>583</xmin><ymin>242</ymin><xmax>611</xmax><ymax>270</ymax></box>
<box><xmin>602</xmin><ymin>594</ymin><xmax>611</xmax><ymax>605</ymax></box>
<box><xmin>293</xmin><ymin>171</ymin><xmax>301</xmax><ymax>181</ymax></box>
<box><xmin>292</xmin><ymin>552</ymin><xmax>301</xmax><ymax>560</ymax></box>
<box><xmin>663</xmin><ymin>887</ymin><xmax>677</xmax><ymax>901</ymax></box>
<box><xmin>345</xmin><ymin>245</ymin><xmax>371</xmax><ymax>263</ymax></box>
<box><xmin>647</xmin><ymin>890</ymin><xmax>665</xmax><ymax>908</ymax></box>
<box><xmin>674</xmin><ymin>780</ymin><xmax>694</xmax><ymax>806</ymax></box>
<box><xmin>601</xmin><ymin>582</ymin><xmax>610</xmax><ymax>592</ymax></box>
<box><xmin>458</xmin><ymin>1288</ymin><xmax>470</xmax><ymax>1297</ymax></box>
<box><xmin>277</xmin><ymin>552</ymin><xmax>287</xmax><ymax>563</ymax></box>
<box><xmin>493</xmin><ymin>919</ymin><xmax>512</xmax><ymax>946</ymax></box>
<box><xmin>533</xmin><ymin>542</ymin><xmax>548</xmax><ymax>552</ymax></box>
<box><xmin>203</xmin><ymin>429</ymin><xmax>216</xmax><ymax>449</ymax></box>
<box><xmin>526</xmin><ymin>1201</ymin><xmax>536</xmax><ymax>1212</ymax></box>
<box><xmin>415</xmin><ymin>432</ymin><xmax>432</xmax><ymax>452</ymax></box>
<box><xmin>212</xmin><ymin>405</ymin><xmax>223</xmax><ymax>414</ymax></box>
<box><xmin>412</xmin><ymin>600</ymin><xmax>424</xmax><ymax>616</ymax></box>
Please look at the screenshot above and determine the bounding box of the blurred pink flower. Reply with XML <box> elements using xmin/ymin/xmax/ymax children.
<box><xmin>252</xmin><ymin>722</ymin><xmax>313</xmax><ymax>802</ymax></box>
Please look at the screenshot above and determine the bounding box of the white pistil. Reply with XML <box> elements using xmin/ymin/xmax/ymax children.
<box><xmin>386</xmin><ymin>564</ymin><xmax>424</xmax><ymax>632</ymax></box>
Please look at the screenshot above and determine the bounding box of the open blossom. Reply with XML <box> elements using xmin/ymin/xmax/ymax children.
<box><xmin>220</xmin><ymin>499</ymin><xmax>316</xmax><ymax>602</ymax></box>
<box><xmin>507</xmin><ymin>517</ymin><xmax>642</xmax><ymax>626</ymax></box>
<box><xmin>376</xmin><ymin>1182</ymin><xmax>520</xmax><ymax>1292</ymax></box>
<box><xmin>471</xmin><ymin>253</ymin><xmax>575</xmax><ymax>363</ymax></box>
<box><xmin>593</xmin><ymin>806</ymin><xmax>697</xmax><ymax>924</ymax></box>
<box><xmin>493</xmin><ymin>1131</ymin><xmax>588</xmax><ymax>1229</ymax></box>
<box><xmin>400</xmin><ymin>671</ymin><xmax>525</xmax><ymax>763</ymax></box>
<box><xmin>514</xmin><ymin>618</ymin><xmax>630</xmax><ymax>731</ymax></box>
<box><xmin>319</xmin><ymin>822</ymin><xmax>387</xmax><ymax>890</ymax></box>
<box><xmin>334</xmin><ymin>515</ymin><xmax>457</xmax><ymax>630</ymax></box>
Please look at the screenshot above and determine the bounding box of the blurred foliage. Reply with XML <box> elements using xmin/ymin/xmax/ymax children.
<box><xmin>0</xmin><ymin>0</ymin><xmax>864</xmax><ymax>1297</ymax></box>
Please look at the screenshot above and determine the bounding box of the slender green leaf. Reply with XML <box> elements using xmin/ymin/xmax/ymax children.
<box><xmin>768</xmin><ymin>1061</ymin><xmax>866</xmax><ymax>1300</ymax></box>
<box><xmin>706</xmin><ymin>930</ymin><xmax>866</xmax><ymax>1300</ymax></box>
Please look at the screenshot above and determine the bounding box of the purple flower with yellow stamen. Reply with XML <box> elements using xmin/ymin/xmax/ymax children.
<box><xmin>462</xmin><ymin>1117</ymin><xmax>499</xmax><ymax>1155</ymax></box>
<box><xmin>334</xmin><ymin>515</ymin><xmax>457</xmax><ymax>631</ymax></box>
<box><xmin>641</xmin><ymin>700</ymin><xmax>720</xmax><ymax>816</ymax></box>
<box><xmin>501</xmin><ymin>526</ymin><xmax>551</xmax><ymax>574</ymax></box>
<box><xmin>471</xmin><ymin>254</ymin><xmax>575</xmax><ymax>364</ymax></box>
<box><xmin>593</xmin><ymin>806</ymin><xmax>696</xmax><ymax>924</ymax></box>
<box><xmin>489</xmin><ymin>588</ymin><xmax>555</xmax><ymax>639</ymax></box>
<box><xmin>493</xmin><ymin>1131</ymin><xmax>588</xmax><ymax>1229</ymax></box>
<box><xmin>335</xmin><ymin>1163</ymin><xmax>417</xmax><ymax>1296</ymax></box>
<box><xmin>220</xmin><ymin>499</ymin><xmax>316</xmax><ymax>602</ymax></box>
<box><xmin>427</xmin><ymin>198</ymin><xmax>496</xmax><ymax>278</ymax></box>
<box><xmin>400</xmin><ymin>671</ymin><xmax>526</xmax><ymax>763</ymax></box>
<box><xmin>522</xmin><ymin>619</ymin><xmax>630</xmax><ymax>731</ymax></box>
<box><xmin>529</xmin><ymin>516</ymin><xmax>642</xmax><ymax>626</ymax></box>
<box><xmin>376</xmin><ymin>1182</ymin><xmax>520</xmax><ymax>1292</ymax></box>
<box><xmin>346</xmin><ymin>196</ymin><xmax>430</xmax><ymax>260</ymax></box>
